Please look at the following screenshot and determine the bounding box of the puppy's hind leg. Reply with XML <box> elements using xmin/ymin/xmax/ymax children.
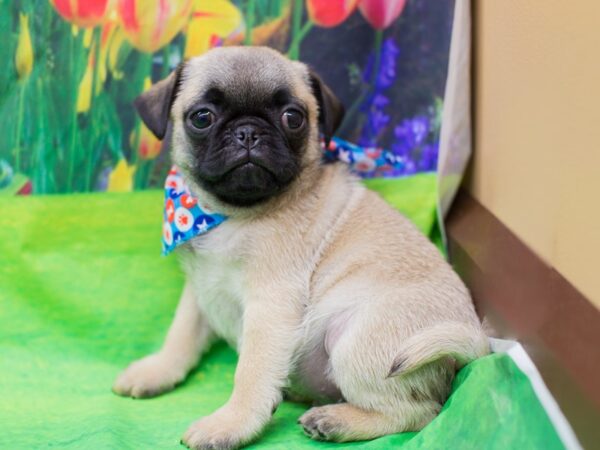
<box><xmin>299</xmin><ymin>400</ymin><xmax>440</xmax><ymax>442</ymax></box>
<box><xmin>113</xmin><ymin>282</ymin><xmax>213</xmax><ymax>398</ymax></box>
<box><xmin>299</xmin><ymin>307</ymin><xmax>454</xmax><ymax>442</ymax></box>
<box><xmin>299</xmin><ymin>355</ymin><xmax>447</xmax><ymax>442</ymax></box>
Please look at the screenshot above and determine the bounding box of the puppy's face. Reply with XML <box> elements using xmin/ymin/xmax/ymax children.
<box><xmin>135</xmin><ymin>47</ymin><xmax>344</xmax><ymax>207</ymax></box>
<box><xmin>177</xmin><ymin>50</ymin><xmax>311</xmax><ymax>206</ymax></box>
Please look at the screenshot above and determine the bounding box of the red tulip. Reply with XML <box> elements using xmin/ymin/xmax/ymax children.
<box><xmin>306</xmin><ymin>0</ymin><xmax>360</xmax><ymax>28</ymax></box>
<box><xmin>17</xmin><ymin>180</ymin><xmax>33</xmax><ymax>195</ymax></box>
<box><xmin>49</xmin><ymin>0</ymin><xmax>113</xmax><ymax>27</ymax></box>
<box><xmin>359</xmin><ymin>0</ymin><xmax>407</xmax><ymax>30</ymax></box>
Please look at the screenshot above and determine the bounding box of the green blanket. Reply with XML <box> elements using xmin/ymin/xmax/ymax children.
<box><xmin>0</xmin><ymin>175</ymin><xmax>564</xmax><ymax>449</ymax></box>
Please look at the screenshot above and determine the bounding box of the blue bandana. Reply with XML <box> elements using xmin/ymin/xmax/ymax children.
<box><xmin>162</xmin><ymin>137</ymin><xmax>406</xmax><ymax>255</ymax></box>
<box><xmin>162</xmin><ymin>167</ymin><xmax>227</xmax><ymax>255</ymax></box>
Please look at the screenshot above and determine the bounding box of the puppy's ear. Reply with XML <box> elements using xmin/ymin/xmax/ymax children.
<box><xmin>133</xmin><ymin>63</ymin><xmax>185</xmax><ymax>140</ymax></box>
<box><xmin>308</xmin><ymin>68</ymin><xmax>345</xmax><ymax>145</ymax></box>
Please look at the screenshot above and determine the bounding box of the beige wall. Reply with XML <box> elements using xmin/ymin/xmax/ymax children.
<box><xmin>470</xmin><ymin>1</ymin><xmax>600</xmax><ymax>306</ymax></box>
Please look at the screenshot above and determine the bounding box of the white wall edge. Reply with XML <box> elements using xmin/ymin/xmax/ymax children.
<box><xmin>490</xmin><ymin>338</ymin><xmax>583</xmax><ymax>450</ymax></box>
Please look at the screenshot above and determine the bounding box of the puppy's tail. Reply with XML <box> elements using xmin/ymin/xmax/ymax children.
<box><xmin>387</xmin><ymin>322</ymin><xmax>490</xmax><ymax>378</ymax></box>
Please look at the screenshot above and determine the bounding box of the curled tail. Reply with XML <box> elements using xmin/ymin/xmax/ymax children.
<box><xmin>388</xmin><ymin>322</ymin><xmax>490</xmax><ymax>378</ymax></box>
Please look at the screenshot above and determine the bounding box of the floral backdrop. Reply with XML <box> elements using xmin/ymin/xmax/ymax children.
<box><xmin>0</xmin><ymin>0</ymin><xmax>455</xmax><ymax>195</ymax></box>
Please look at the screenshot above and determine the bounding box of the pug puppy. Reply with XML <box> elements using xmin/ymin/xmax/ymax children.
<box><xmin>113</xmin><ymin>47</ymin><xmax>488</xmax><ymax>449</ymax></box>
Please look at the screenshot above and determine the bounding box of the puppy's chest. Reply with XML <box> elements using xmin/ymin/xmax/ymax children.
<box><xmin>191</xmin><ymin>255</ymin><xmax>244</xmax><ymax>348</ymax></box>
<box><xmin>185</xmin><ymin>225</ymin><xmax>248</xmax><ymax>349</ymax></box>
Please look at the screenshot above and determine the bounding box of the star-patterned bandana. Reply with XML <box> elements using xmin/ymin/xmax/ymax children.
<box><xmin>162</xmin><ymin>137</ymin><xmax>407</xmax><ymax>255</ymax></box>
<box><xmin>162</xmin><ymin>167</ymin><xmax>227</xmax><ymax>255</ymax></box>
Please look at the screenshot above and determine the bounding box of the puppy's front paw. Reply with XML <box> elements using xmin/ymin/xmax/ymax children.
<box><xmin>112</xmin><ymin>353</ymin><xmax>184</xmax><ymax>398</ymax></box>
<box><xmin>182</xmin><ymin>406</ymin><xmax>263</xmax><ymax>450</ymax></box>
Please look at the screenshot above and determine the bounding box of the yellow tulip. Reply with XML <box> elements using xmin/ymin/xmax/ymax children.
<box><xmin>82</xmin><ymin>28</ymin><xmax>94</xmax><ymax>47</ymax></box>
<box><xmin>244</xmin><ymin>11</ymin><xmax>288</xmax><ymax>46</ymax></box>
<box><xmin>15</xmin><ymin>14</ymin><xmax>34</xmax><ymax>80</ymax></box>
<box><xmin>117</xmin><ymin>0</ymin><xmax>193</xmax><ymax>53</ymax></box>
<box><xmin>106</xmin><ymin>24</ymin><xmax>126</xmax><ymax>80</ymax></box>
<box><xmin>76</xmin><ymin>43</ymin><xmax>95</xmax><ymax>113</ymax></box>
<box><xmin>131</xmin><ymin>78</ymin><xmax>163</xmax><ymax>160</ymax></box>
<box><xmin>76</xmin><ymin>17</ymin><xmax>121</xmax><ymax>113</ymax></box>
<box><xmin>184</xmin><ymin>0</ymin><xmax>244</xmax><ymax>58</ymax></box>
<box><xmin>107</xmin><ymin>158</ymin><xmax>136</xmax><ymax>192</ymax></box>
<box><xmin>223</xmin><ymin>4</ymin><xmax>290</xmax><ymax>47</ymax></box>
<box><xmin>136</xmin><ymin>122</ymin><xmax>162</xmax><ymax>159</ymax></box>
<box><xmin>95</xmin><ymin>21</ymin><xmax>116</xmax><ymax>91</ymax></box>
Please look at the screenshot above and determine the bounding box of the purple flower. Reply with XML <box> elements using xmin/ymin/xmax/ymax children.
<box><xmin>377</xmin><ymin>39</ymin><xmax>400</xmax><ymax>89</ymax></box>
<box><xmin>362</xmin><ymin>38</ymin><xmax>400</xmax><ymax>90</ymax></box>
<box><xmin>390</xmin><ymin>115</ymin><xmax>439</xmax><ymax>174</ymax></box>
<box><xmin>372</xmin><ymin>93</ymin><xmax>389</xmax><ymax>108</ymax></box>
<box><xmin>362</xmin><ymin>54</ymin><xmax>374</xmax><ymax>85</ymax></box>
<box><xmin>418</xmin><ymin>143</ymin><xmax>439</xmax><ymax>171</ymax></box>
<box><xmin>356</xmin><ymin>36</ymin><xmax>440</xmax><ymax>176</ymax></box>
<box><xmin>358</xmin><ymin>94</ymin><xmax>391</xmax><ymax>147</ymax></box>
<box><xmin>393</xmin><ymin>116</ymin><xmax>430</xmax><ymax>149</ymax></box>
<box><xmin>358</xmin><ymin>38</ymin><xmax>401</xmax><ymax>147</ymax></box>
<box><xmin>95</xmin><ymin>166</ymin><xmax>113</xmax><ymax>191</ymax></box>
<box><xmin>403</xmin><ymin>160</ymin><xmax>417</xmax><ymax>175</ymax></box>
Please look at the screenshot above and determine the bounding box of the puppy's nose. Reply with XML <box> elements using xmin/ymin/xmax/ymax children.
<box><xmin>234</xmin><ymin>125</ymin><xmax>260</xmax><ymax>148</ymax></box>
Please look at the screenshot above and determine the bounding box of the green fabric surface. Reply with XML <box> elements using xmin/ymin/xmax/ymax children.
<box><xmin>0</xmin><ymin>180</ymin><xmax>564</xmax><ymax>449</ymax></box>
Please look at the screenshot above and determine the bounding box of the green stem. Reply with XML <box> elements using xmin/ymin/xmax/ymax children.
<box><xmin>297</xmin><ymin>20</ymin><xmax>314</xmax><ymax>42</ymax></box>
<box><xmin>244</xmin><ymin>0</ymin><xmax>255</xmax><ymax>45</ymax></box>
<box><xmin>85</xmin><ymin>27</ymin><xmax>102</xmax><ymax>192</ymax></box>
<box><xmin>132</xmin><ymin>53</ymin><xmax>153</xmax><ymax>190</ymax></box>
<box><xmin>287</xmin><ymin>0</ymin><xmax>305</xmax><ymax>60</ymax></box>
<box><xmin>371</xmin><ymin>30</ymin><xmax>383</xmax><ymax>87</ymax></box>
<box><xmin>14</xmin><ymin>80</ymin><xmax>27</xmax><ymax>173</ymax></box>
<box><xmin>34</xmin><ymin>78</ymin><xmax>46</xmax><ymax>193</ymax></box>
<box><xmin>132</xmin><ymin>139</ymin><xmax>142</xmax><ymax>190</ymax></box>
<box><xmin>142</xmin><ymin>51</ymin><xmax>166</xmax><ymax>189</ymax></box>
<box><xmin>288</xmin><ymin>20</ymin><xmax>313</xmax><ymax>60</ymax></box>
<box><xmin>292</xmin><ymin>0</ymin><xmax>302</xmax><ymax>38</ymax></box>
<box><xmin>143</xmin><ymin>159</ymin><xmax>156</xmax><ymax>188</ymax></box>
<box><xmin>67</xmin><ymin>30</ymin><xmax>79</xmax><ymax>192</ymax></box>
<box><xmin>337</xmin><ymin>29</ymin><xmax>384</xmax><ymax>137</ymax></box>
<box><xmin>161</xmin><ymin>46</ymin><xmax>170</xmax><ymax>78</ymax></box>
<box><xmin>337</xmin><ymin>91</ymin><xmax>368</xmax><ymax>137</ymax></box>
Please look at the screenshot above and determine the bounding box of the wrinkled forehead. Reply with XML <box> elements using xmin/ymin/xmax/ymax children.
<box><xmin>177</xmin><ymin>48</ymin><xmax>310</xmax><ymax>111</ymax></box>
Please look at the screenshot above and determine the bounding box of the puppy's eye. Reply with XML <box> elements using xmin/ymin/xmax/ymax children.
<box><xmin>190</xmin><ymin>109</ymin><xmax>214</xmax><ymax>130</ymax></box>
<box><xmin>282</xmin><ymin>109</ymin><xmax>304</xmax><ymax>130</ymax></box>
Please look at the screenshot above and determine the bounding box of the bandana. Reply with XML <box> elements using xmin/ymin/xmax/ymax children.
<box><xmin>162</xmin><ymin>137</ymin><xmax>406</xmax><ymax>255</ymax></box>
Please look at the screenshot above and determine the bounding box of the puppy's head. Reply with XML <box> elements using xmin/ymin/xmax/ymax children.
<box><xmin>135</xmin><ymin>46</ymin><xmax>344</xmax><ymax>207</ymax></box>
